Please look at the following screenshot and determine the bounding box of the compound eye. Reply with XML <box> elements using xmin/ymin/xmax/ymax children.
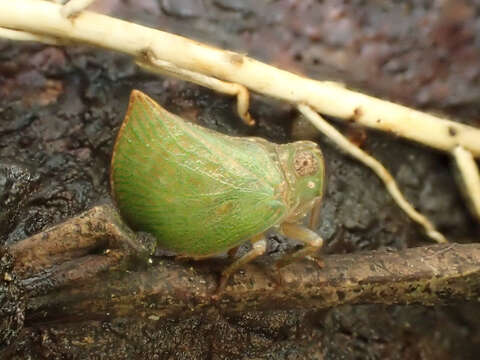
<box><xmin>294</xmin><ymin>151</ymin><xmax>318</xmax><ymax>177</ymax></box>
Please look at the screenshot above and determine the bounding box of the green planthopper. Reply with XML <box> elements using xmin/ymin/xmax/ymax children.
<box><xmin>110</xmin><ymin>90</ymin><xmax>326</xmax><ymax>290</ymax></box>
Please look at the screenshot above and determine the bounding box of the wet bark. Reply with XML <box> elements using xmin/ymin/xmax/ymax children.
<box><xmin>2</xmin><ymin>0</ymin><xmax>480</xmax><ymax>358</ymax></box>
<box><xmin>5</xmin><ymin>205</ymin><xmax>480</xmax><ymax>324</ymax></box>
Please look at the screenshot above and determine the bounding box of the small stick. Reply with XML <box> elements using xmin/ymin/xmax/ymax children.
<box><xmin>298</xmin><ymin>104</ymin><xmax>446</xmax><ymax>243</ymax></box>
<box><xmin>0</xmin><ymin>26</ymin><xmax>65</xmax><ymax>45</ymax></box>
<box><xmin>138</xmin><ymin>53</ymin><xmax>255</xmax><ymax>126</ymax></box>
<box><xmin>452</xmin><ymin>146</ymin><xmax>480</xmax><ymax>221</ymax></box>
<box><xmin>59</xmin><ymin>0</ymin><xmax>95</xmax><ymax>18</ymax></box>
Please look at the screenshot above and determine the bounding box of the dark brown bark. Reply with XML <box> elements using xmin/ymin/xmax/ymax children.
<box><xmin>27</xmin><ymin>242</ymin><xmax>480</xmax><ymax>322</ymax></box>
<box><xmin>9</xmin><ymin>205</ymin><xmax>144</xmax><ymax>278</ymax></box>
<box><xmin>8</xmin><ymin>206</ymin><xmax>480</xmax><ymax>324</ymax></box>
<box><xmin>2</xmin><ymin>1</ymin><xmax>480</xmax><ymax>358</ymax></box>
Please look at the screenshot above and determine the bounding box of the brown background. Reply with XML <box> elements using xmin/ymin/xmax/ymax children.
<box><xmin>1</xmin><ymin>0</ymin><xmax>480</xmax><ymax>358</ymax></box>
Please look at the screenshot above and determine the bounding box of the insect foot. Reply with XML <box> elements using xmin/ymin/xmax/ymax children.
<box><xmin>274</xmin><ymin>223</ymin><xmax>324</xmax><ymax>269</ymax></box>
<box><xmin>216</xmin><ymin>235</ymin><xmax>267</xmax><ymax>294</ymax></box>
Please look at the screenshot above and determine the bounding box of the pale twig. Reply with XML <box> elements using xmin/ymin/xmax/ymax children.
<box><xmin>60</xmin><ymin>0</ymin><xmax>95</xmax><ymax>18</ymax></box>
<box><xmin>138</xmin><ymin>53</ymin><xmax>254</xmax><ymax>126</ymax></box>
<box><xmin>452</xmin><ymin>146</ymin><xmax>480</xmax><ymax>221</ymax></box>
<box><xmin>0</xmin><ymin>26</ymin><xmax>65</xmax><ymax>45</ymax></box>
<box><xmin>0</xmin><ymin>0</ymin><xmax>479</xmax><ymax>157</ymax></box>
<box><xmin>298</xmin><ymin>104</ymin><xmax>447</xmax><ymax>243</ymax></box>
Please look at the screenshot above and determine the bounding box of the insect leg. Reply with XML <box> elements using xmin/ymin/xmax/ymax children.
<box><xmin>137</xmin><ymin>52</ymin><xmax>255</xmax><ymax>126</ymax></box>
<box><xmin>218</xmin><ymin>234</ymin><xmax>266</xmax><ymax>292</ymax></box>
<box><xmin>227</xmin><ymin>245</ymin><xmax>240</xmax><ymax>258</ymax></box>
<box><xmin>276</xmin><ymin>222</ymin><xmax>323</xmax><ymax>269</ymax></box>
<box><xmin>308</xmin><ymin>197</ymin><xmax>323</xmax><ymax>230</ymax></box>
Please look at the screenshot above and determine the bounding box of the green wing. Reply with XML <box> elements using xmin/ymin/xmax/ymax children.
<box><xmin>111</xmin><ymin>91</ymin><xmax>288</xmax><ymax>256</ymax></box>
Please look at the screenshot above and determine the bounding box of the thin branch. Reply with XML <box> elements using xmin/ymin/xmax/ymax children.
<box><xmin>59</xmin><ymin>0</ymin><xmax>95</xmax><ymax>18</ymax></box>
<box><xmin>25</xmin><ymin>243</ymin><xmax>480</xmax><ymax>323</ymax></box>
<box><xmin>0</xmin><ymin>0</ymin><xmax>479</xmax><ymax>157</ymax></box>
<box><xmin>0</xmin><ymin>26</ymin><xmax>65</xmax><ymax>45</ymax></box>
<box><xmin>452</xmin><ymin>146</ymin><xmax>480</xmax><ymax>221</ymax></box>
<box><xmin>298</xmin><ymin>104</ymin><xmax>446</xmax><ymax>243</ymax></box>
<box><xmin>138</xmin><ymin>55</ymin><xmax>254</xmax><ymax>126</ymax></box>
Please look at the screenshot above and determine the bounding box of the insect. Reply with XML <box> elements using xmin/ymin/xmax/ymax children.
<box><xmin>110</xmin><ymin>90</ymin><xmax>326</xmax><ymax>290</ymax></box>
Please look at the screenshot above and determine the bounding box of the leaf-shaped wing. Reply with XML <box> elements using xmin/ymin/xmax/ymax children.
<box><xmin>111</xmin><ymin>91</ymin><xmax>288</xmax><ymax>256</ymax></box>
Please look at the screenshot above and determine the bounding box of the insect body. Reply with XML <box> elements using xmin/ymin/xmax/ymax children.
<box><xmin>110</xmin><ymin>90</ymin><xmax>325</xmax><ymax>289</ymax></box>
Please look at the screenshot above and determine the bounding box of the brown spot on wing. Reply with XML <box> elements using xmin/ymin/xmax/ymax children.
<box><xmin>215</xmin><ymin>201</ymin><xmax>234</xmax><ymax>216</ymax></box>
